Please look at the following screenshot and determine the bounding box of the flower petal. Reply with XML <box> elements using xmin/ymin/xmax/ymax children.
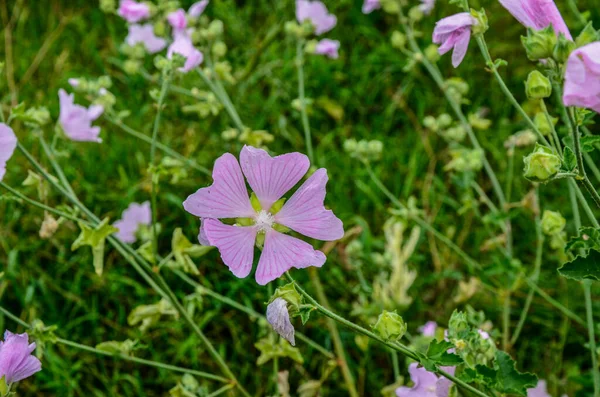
<box><xmin>0</xmin><ymin>331</ymin><xmax>41</xmax><ymax>384</ymax></box>
<box><xmin>266</xmin><ymin>298</ymin><xmax>296</xmax><ymax>345</ymax></box>
<box><xmin>255</xmin><ymin>229</ymin><xmax>326</xmax><ymax>285</ymax></box>
<box><xmin>203</xmin><ymin>219</ymin><xmax>257</xmax><ymax>278</ymax></box>
<box><xmin>0</xmin><ymin>123</ymin><xmax>17</xmax><ymax>182</ymax></box>
<box><xmin>451</xmin><ymin>29</ymin><xmax>471</xmax><ymax>68</ymax></box>
<box><xmin>274</xmin><ymin>168</ymin><xmax>344</xmax><ymax>241</ymax></box>
<box><xmin>183</xmin><ymin>153</ymin><xmax>255</xmax><ymax>219</ymax></box>
<box><xmin>239</xmin><ymin>145</ymin><xmax>310</xmax><ymax>211</ymax></box>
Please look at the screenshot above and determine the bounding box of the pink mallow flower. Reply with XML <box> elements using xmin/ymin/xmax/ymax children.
<box><xmin>314</xmin><ymin>39</ymin><xmax>340</xmax><ymax>59</ymax></box>
<box><xmin>118</xmin><ymin>0</ymin><xmax>151</xmax><ymax>23</ymax></box>
<box><xmin>167</xmin><ymin>31</ymin><xmax>204</xmax><ymax>73</ymax></box>
<box><xmin>114</xmin><ymin>201</ymin><xmax>152</xmax><ymax>243</ymax></box>
<box><xmin>433</xmin><ymin>13</ymin><xmax>476</xmax><ymax>68</ymax></box>
<box><xmin>189</xmin><ymin>0</ymin><xmax>210</xmax><ymax>18</ymax></box>
<box><xmin>167</xmin><ymin>9</ymin><xmax>187</xmax><ymax>32</ymax></box>
<box><xmin>362</xmin><ymin>0</ymin><xmax>380</xmax><ymax>14</ymax></box>
<box><xmin>0</xmin><ymin>331</ymin><xmax>41</xmax><ymax>384</ymax></box>
<box><xmin>126</xmin><ymin>24</ymin><xmax>167</xmax><ymax>54</ymax></box>
<box><xmin>527</xmin><ymin>380</ymin><xmax>551</xmax><ymax>397</ymax></box>
<box><xmin>563</xmin><ymin>42</ymin><xmax>600</xmax><ymax>113</ymax></box>
<box><xmin>396</xmin><ymin>363</ymin><xmax>454</xmax><ymax>397</ymax></box>
<box><xmin>499</xmin><ymin>0</ymin><xmax>571</xmax><ymax>40</ymax></box>
<box><xmin>420</xmin><ymin>0</ymin><xmax>436</xmax><ymax>15</ymax></box>
<box><xmin>183</xmin><ymin>146</ymin><xmax>344</xmax><ymax>285</ymax></box>
<box><xmin>419</xmin><ymin>321</ymin><xmax>438</xmax><ymax>337</ymax></box>
<box><xmin>0</xmin><ymin>124</ymin><xmax>17</xmax><ymax>182</ymax></box>
<box><xmin>58</xmin><ymin>89</ymin><xmax>104</xmax><ymax>143</ymax></box>
<box><xmin>296</xmin><ymin>0</ymin><xmax>337</xmax><ymax>36</ymax></box>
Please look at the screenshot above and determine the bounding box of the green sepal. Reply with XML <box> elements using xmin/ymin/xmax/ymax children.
<box><xmin>95</xmin><ymin>339</ymin><xmax>139</xmax><ymax>356</ymax></box>
<box><xmin>170</xmin><ymin>228</ymin><xmax>212</xmax><ymax>275</ymax></box>
<box><xmin>255</xmin><ymin>337</ymin><xmax>303</xmax><ymax>365</ymax></box>
<box><xmin>562</xmin><ymin>146</ymin><xmax>577</xmax><ymax>171</ymax></box>
<box><xmin>71</xmin><ymin>218</ymin><xmax>118</xmax><ymax>276</ymax></box>
<box><xmin>268</xmin><ymin>283</ymin><xmax>303</xmax><ymax>315</ymax></box>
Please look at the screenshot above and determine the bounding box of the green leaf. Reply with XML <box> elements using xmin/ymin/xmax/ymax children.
<box><xmin>493</xmin><ymin>58</ymin><xmax>508</xmax><ymax>68</ymax></box>
<box><xmin>565</xmin><ymin>227</ymin><xmax>600</xmax><ymax>254</ymax></box>
<box><xmin>558</xmin><ymin>249</ymin><xmax>600</xmax><ymax>281</ymax></box>
<box><xmin>562</xmin><ymin>146</ymin><xmax>577</xmax><ymax>171</ymax></box>
<box><xmin>422</xmin><ymin>339</ymin><xmax>463</xmax><ymax>371</ymax></box>
<box><xmin>298</xmin><ymin>305</ymin><xmax>315</xmax><ymax>325</ymax></box>
<box><xmin>460</xmin><ymin>365</ymin><xmax>497</xmax><ymax>385</ymax></box>
<box><xmin>255</xmin><ymin>338</ymin><xmax>303</xmax><ymax>365</ymax></box>
<box><xmin>494</xmin><ymin>351</ymin><xmax>538</xmax><ymax>396</ymax></box>
<box><xmin>71</xmin><ymin>218</ymin><xmax>118</xmax><ymax>276</ymax></box>
<box><xmin>581</xmin><ymin>135</ymin><xmax>600</xmax><ymax>152</ymax></box>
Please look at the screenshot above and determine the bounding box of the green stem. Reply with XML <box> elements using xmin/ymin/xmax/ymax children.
<box><xmin>502</xmin><ymin>290</ymin><xmax>511</xmax><ymax>351</ymax></box>
<box><xmin>150</xmin><ymin>72</ymin><xmax>172</xmax><ymax>263</ymax></box>
<box><xmin>196</xmin><ymin>68</ymin><xmax>245</xmax><ymax>132</ymax></box>
<box><xmin>524</xmin><ymin>278</ymin><xmax>585</xmax><ymax>326</ymax></box>
<box><xmin>207</xmin><ymin>384</ymin><xmax>236</xmax><ymax>397</ymax></box>
<box><xmin>296</xmin><ymin>40</ymin><xmax>314</xmax><ymax>163</ymax></box>
<box><xmin>540</xmin><ymin>99</ymin><xmax>562</xmax><ymax>156</ymax></box>
<box><xmin>583</xmin><ymin>280</ymin><xmax>600</xmax><ymax>396</ymax></box>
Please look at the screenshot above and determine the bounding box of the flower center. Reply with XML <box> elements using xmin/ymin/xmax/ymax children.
<box><xmin>255</xmin><ymin>210</ymin><xmax>274</xmax><ymax>232</ymax></box>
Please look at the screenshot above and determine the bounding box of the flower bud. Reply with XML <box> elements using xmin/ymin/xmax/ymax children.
<box><xmin>424</xmin><ymin>44</ymin><xmax>441</xmax><ymax>62</ymax></box>
<box><xmin>423</xmin><ymin>115</ymin><xmax>437</xmax><ymax>131</ymax></box>
<box><xmin>99</xmin><ymin>0</ymin><xmax>116</xmax><ymax>13</ymax></box>
<box><xmin>437</xmin><ymin>113</ymin><xmax>452</xmax><ymax>128</ymax></box>
<box><xmin>343</xmin><ymin>138</ymin><xmax>358</xmax><ymax>154</ymax></box>
<box><xmin>534</xmin><ymin>112</ymin><xmax>557</xmax><ymax>136</ymax></box>
<box><xmin>576</xmin><ymin>22</ymin><xmax>600</xmax><ymax>48</ymax></box>
<box><xmin>304</xmin><ymin>39</ymin><xmax>318</xmax><ymax>54</ymax></box>
<box><xmin>372</xmin><ymin>310</ymin><xmax>406</xmax><ymax>341</ymax></box>
<box><xmin>391</xmin><ymin>31</ymin><xmax>406</xmax><ymax>49</ymax></box>
<box><xmin>212</xmin><ymin>41</ymin><xmax>227</xmax><ymax>58</ymax></box>
<box><xmin>523</xmin><ymin>144</ymin><xmax>561</xmax><ymax>181</ymax></box>
<box><xmin>379</xmin><ymin>0</ymin><xmax>400</xmax><ymax>14</ymax></box>
<box><xmin>266</xmin><ymin>298</ymin><xmax>296</xmax><ymax>346</ymax></box>
<box><xmin>541</xmin><ymin>210</ymin><xmax>566</xmax><ymax>235</ymax></box>
<box><xmin>553</xmin><ymin>33</ymin><xmax>575</xmax><ymax>63</ymax></box>
<box><xmin>442</xmin><ymin>126</ymin><xmax>466</xmax><ymax>142</ymax></box>
<box><xmin>408</xmin><ymin>6</ymin><xmax>423</xmax><ymax>22</ymax></box>
<box><xmin>449</xmin><ymin>310</ymin><xmax>469</xmax><ymax>334</ymax></box>
<box><xmin>525</xmin><ymin>70</ymin><xmax>552</xmax><ymax>99</ymax></box>
<box><xmin>520</xmin><ymin>26</ymin><xmax>557</xmax><ymax>61</ymax></box>
<box><xmin>470</xmin><ymin>8</ymin><xmax>489</xmax><ymax>35</ymax></box>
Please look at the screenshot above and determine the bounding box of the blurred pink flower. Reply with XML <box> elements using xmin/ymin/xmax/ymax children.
<box><xmin>296</xmin><ymin>0</ymin><xmax>337</xmax><ymax>35</ymax></box>
<box><xmin>499</xmin><ymin>0</ymin><xmax>571</xmax><ymax>39</ymax></box>
<box><xmin>58</xmin><ymin>89</ymin><xmax>104</xmax><ymax>143</ymax></box>
<box><xmin>420</xmin><ymin>0</ymin><xmax>436</xmax><ymax>15</ymax></box>
<box><xmin>362</xmin><ymin>0</ymin><xmax>380</xmax><ymax>14</ymax></box>
<box><xmin>0</xmin><ymin>331</ymin><xmax>41</xmax><ymax>384</ymax></box>
<box><xmin>527</xmin><ymin>380</ymin><xmax>551</xmax><ymax>397</ymax></box>
<box><xmin>432</xmin><ymin>13</ymin><xmax>476</xmax><ymax>68</ymax></box>
<box><xmin>183</xmin><ymin>145</ymin><xmax>344</xmax><ymax>285</ymax></box>
<box><xmin>266</xmin><ymin>298</ymin><xmax>295</xmax><ymax>345</ymax></box>
<box><xmin>167</xmin><ymin>9</ymin><xmax>187</xmax><ymax>31</ymax></box>
<box><xmin>189</xmin><ymin>0</ymin><xmax>209</xmax><ymax>18</ymax></box>
<box><xmin>419</xmin><ymin>321</ymin><xmax>438</xmax><ymax>337</ymax></box>
<box><xmin>118</xmin><ymin>0</ymin><xmax>150</xmax><ymax>23</ymax></box>
<box><xmin>478</xmin><ymin>329</ymin><xmax>490</xmax><ymax>339</ymax></box>
<box><xmin>114</xmin><ymin>201</ymin><xmax>152</xmax><ymax>243</ymax></box>
<box><xmin>126</xmin><ymin>24</ymin><xmax>167</xmax><ymax>53</ymax></box>
<box><xmin>563</xmin><ymin>43</ymin><xmax>600</xmax><ymax>113</ymax></box>
<box><xmin>0</xmin><ymin>123</ymin><xmax>17</xmax><ymax>182</ymax></box>
<box><xmin>167</xmin><ymin>31</ymin><xmax>204</xmax><ymax>72</ymax></box>
<box><xmin>396</xmin><ymin>363</ymin><xmax>455</xmax><ymax>397</ymax></box>
<box><xmin>315</xmin><ymin>39</ymin><xmax>340</xmax><ymax>59</ymax></box>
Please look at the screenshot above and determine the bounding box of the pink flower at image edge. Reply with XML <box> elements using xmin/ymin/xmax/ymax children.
<box><xmin>432</xmin><ymin>13</ymin><xmax>476</xmax><ymax>68</ymax></box>
<box><xmin>396</xmin><ymin>363</ymin><xmax>455</xmax><ymax>397</ymax></box>
<box><xmin>296</xmin><ymin>0</ymin><xmax>337</xmax><ymax>35</ymax></box>
<box><xmin>0</xmin><ymin>331</ymin><xmax>42</xmax><ymax>384</ymax></box>
<box><xmin>0</xmin><ymin>124</ymin><xmax>17</xmax><ymax>182</ymax></box>
<box><xmin>362</xmin><ymin>0</ymin><xmax>380</xmax><ymax>14</ymax></box>
<box><xmin>499</xmin><ymin>0</ymin><xmax>572</xmax><ymax>39</ymax></box>
<box><xmin>183</xmin><ymin>145</ymin><xmax>344</xmax><ymax>285</ymax></box>
<box><xmin>118</xmin><ymin>0</ymin><xmax>151</xmax><ymax>23</ymax></box>
<box><xmin>563</xmin><ymin>42</ymin><xmax>600</xmax><ymax>113</ymax></box>
<box><xmin>58</xmin><ymin>89</ymin><xmax>104</xmax><ymax>143</ymax></box>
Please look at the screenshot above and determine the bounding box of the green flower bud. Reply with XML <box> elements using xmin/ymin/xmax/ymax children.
<box><xmin>304</xmin><ymin>39</ymin><xmax>318</xmax><ymax>54</ymax></box>
<box><xmin>372</xmin><ymin>310</ymin><xmax>406</xmax><ymax>341</ymax></box>
<box><xmin>443</xmin><ymin>126</ymin><xmax>466</xmax><ymax>142</ymax></box>
<box><xmin>408</xmin><ymin>6</ymin><xmax>423</xmax><ymax>22</ymax></box>
<box><xmin>449</xmin><ymin>310</ymin><xmax>469</xmax><ymax>334</ymax></box>
<box><xmin>222</xmin><ymin>128</ymin><xmax>238</xmax><ymax>141</ymax></box>
<box><xmin>468</xmin><ymin>113</ymin><xmax>492</xmax><ymax>130</ymax></box>
<box><xmin>553</xmin><ymin>33</ymin><xmax>575</xmax><ymax>63</ymax></box>
<box><xmin>523</xmin><ymin>144</ymin><xmax>561</xmax><ymax>181</ymax></box>
<box><xmin>391</xmin><ymin>31</ymin><xmax>406</xmax><ymax>49</ymax></box>
<box><xmin>444</xmin><ymin>148</ymin><xmax>483</xmax><ymax>172</ymax></box>
<box><xmin>367</xmin><ymin>140</ymin><xmax>383</xmax><ymax>161</ymax></box>
<box><xmin>520</xmin><ymin>26</ymin><xmax>557</xmax><ymax>61</ymax></box>
<box><xmin>212</xmin><ymin>41</ymin><xmax>227</xmax><ymax>58</ymax></box>
<box><xmin>343</xmin><ymin>139</ymin><xmax>358</xmax><ymax>154</ymax></box>
<box><xmin>424</xmin><ymin>44</ymin><xmax>441</xmax><ymax>63</ymax></box>
<box><xmin>437</xmin><ymin>113</ymin><xmax>453</xmax><ymax>128</ymax></box>
<box><xmin>525</xmin><ymin>70</ymin><xmax>552</xmax><ymax>99</ymax></box>
<box><xmin>380</xmin><ymin>0</ymin><xmax>400</xmax><ymax>14</ymax></box>
<box><xmin>576</xmin><ymin>22</ymin><xmax>600</xmax><ymax>48</ymax></box>
<box><xmin>154</xmin><ymin>20</ymin><xmax>167</xmax><ymax>37</ymax></box>
<box><xmin>541</xmin><ymin>210</ymin><xmax>566</xmax><ymax>235</ymax></box>
<box><xmin>123</xmin><ymin>59</ymin><xmax>142</xmax><ymax>75</ymax></box>
<box><xmin>470</xmin><ymin>8</ymin><xmax>489</xmax><ymax>35</ymax></box>
<box><xmin>423</xmin><ymin>115</ymin><xmax>437</xmax><ymax>131</ymax></box>
<box><xmin>99</xmin><ymin>0</ymin><xmax>116</xmax><ymax>13</ymax></box>
<box><xmin>284</xmin><ymin>21</ymin><xmax>301</xmax><ymax>36</ymax></box>
<box><xmin>207</xmin><ymin>20</ymin><xmax>224</xmax><ymax>39</ymax></box>
<box><xmin>533</xmin><ymin>112</ymin><xmax>558</xmax><ymax>136</ymax></box>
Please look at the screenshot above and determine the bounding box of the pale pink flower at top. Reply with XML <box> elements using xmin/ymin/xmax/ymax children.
<box><xmin>362</xmin><ymin>0</ymin><xmax>380</xmax><ymax>14</ymax></box>
<box><xmin>478</xmin><ymin>329</ymin><xmax>490</xmax><ymax>339</ymax></box>
<box><xmin>183</xmin><ymin>146</ymin><xmax>344</xmax><ymax>285</ymax></box>
<box><xmin>114</xmin><ymin>201</ymin><xmax>152</xmax><ymax>243</ymax></box>
<box><xmin>266</xmin><ymin>298</ymin><xmax>295</xmax><ymax>345</ymax></box>
<box><xmin>189</xmin><ymin>0</ymin><xmax>210</xmax><ymax>18</ymax></box>
<box><xmin>314</xmin><ymin>39</ymin><xmax>340</xmax><ymax>59</ymax></box>
<box><xmin>118</xmin><ymin>0</ymin><xmax>150</xmax><ymax>23</ymax></box>
<box><xmin>68</xmin><ymin>78</ymin><xmax>80</xmax><ymax>87</ymax></box>
<box><xmin>563</xmin><ymin>42</ymin><xmax>600</xmax><ymax>113</ymax></box>
<box><xmin>527</xmin><ymin>380</ymin><xmax>551</xmax><ymax>397</ymax></box>
<box><xmin>420</xmin><ymin>0</ymin><xmax>436</xmax><ymax>15</ymax></box>
<box><xmin>296</xmin><ymin>0</ymin><xmax>337</xmax><ymax>35</ymax></box>
<box><xmin>167</xmin><ymin>31</ymin><xmax>204</xmax><ymax>73</ymax></box>
<box><xmin>499</xmin><ymin>0</ymin><xmax>571</xmax><ymax>39</ymax></box>
<box><xmin>396</xmin><ymin>363</ymin><xmax>455</xmax><ymax>397</ymax></box>
<box><xmin>432</xmin><ymin>13</ymin><xmax>477</xmax><ymax>68</ymax></box>
<box><xmin>167</xmin><ymin>9</ymin><xmax>187</xmax><ymax>31</ymax></box>
<box><xmin>0</xmin><ymin>124</ymin><xmax>17</xmax><ymax>182</ymax></box>
<box><xmin>419</xmin><ymin>321</ymin><xmax>438</xmax><ymax>337</ymax></box>
<box><xmin>126</xmin><ymin>24</ymin><xmax>167</xmax><ymax>53</ymax></box>
<box><xmin>58</xmin><ymin>89</ymin><xmax>104</xmax><ymax>143</ymax></box>
<box><xmin>0</xmin><ymin>331</ymin><xmax>41</xmax><ymax>384</ymax></box>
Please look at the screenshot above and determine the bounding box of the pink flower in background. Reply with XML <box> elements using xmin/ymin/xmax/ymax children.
<box><xmin>396</xmin><ymin>363</ymin><xmax>454</xmax><ymax>397</ymax></box>
<box><xmin>189</xmin><ymin>0</ymin><xmax>210</xmax><ymax>18</ymax></box>
<box><xmin>499</xmin><ymin>0</ymin><xmax>572</xmax><ymax>39</ymax></box>
<box><xmin>126</xmin><ymin>24</ymin><xmax>167</xmax><ymax>53</ymax></box>
<box><xmin>362</xmin><ymin>0</ymin><xmax>380</xmax><ymax>14</ymax></box>
<box><xmin>433</xmin><ymin>13</ymin><xmax>476</xmax><ymax>68</ymax></box>
<box><xmin>419</xmin><ymin>321</ymin><xmax>438</xmax><ymax>337</ymax></box>
<box><xmin>58</xmin><ymin>89</ymin><xmax>104</xmax><ymax>143</ymax></box>
<box><xmin>478</xmin><ymin>329</ymin><xmax>490</xmax><ymax>339</ymax></box>
<box><xmin>0</xmin><ymin>124</ymin><xmax>17</xmax><ymax>182</ymax></box>
<box><xmin>420</xmin><ymin>0</ymin><xmax>436</xmax><ymax>15</ymax></box>
<box><xmin>114</xmin><ymin>202</ymin><xmax>152</xmax><ymax>243</ymax></box>
<box><xmin>563</xmin><ymin>42</ymin><xmax>600</xmax><ymax>113</ymax></box>
<box><xmin>527</xmin><ymin>380</ymin><xmax>551</xmax><ymax>397</ymax></box>
<box><xmin>168</xmin><ymin>31</ymin><xmax>204</xmax><ymax>72</ymax></box>
<box><xmin>68</xmin><ymin>78</ymin><xmax>80</xmax><ymax>87</ymax></box>
<box><xmin>315</xmin><ymin>39</ymin><xmax>340</xmax><ymax>59</ymax></box>
<box><xmin>296</xmin><ymin>0</ymin><xmax>337</xmax><ymax>35</ymax></box>
<box><xmin>118</xmin><ymin>0</ymin><xmax>150</xmax><ymax>23</ymax></box>
<box><xmin>167</xmin><ymin>9</ymin><xmax>187</xmax><ymax>31</ymax></box>
<box><xmin>183</xmin><ymin>145</ymin><xmax>344</xmax><ymax>285</ymax></box>
<box><xmin>0</xmin><ymin>331</ymin><xmax>41</xmax><ymax>384</ymax></box>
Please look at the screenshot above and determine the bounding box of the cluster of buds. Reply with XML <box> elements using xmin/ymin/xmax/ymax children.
<box><xmin>447</xmin><ymin>310</ymin><xmax>496</xmax><ymax>368</ymax></box>
<box><xmin>343</xmin><ymin>139</ymin><xmax>383</xmax><ymax>162</ymax></box>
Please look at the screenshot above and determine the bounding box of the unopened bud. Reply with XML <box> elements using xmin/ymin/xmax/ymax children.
<box><xmin>372</xmin><ymin>311</ymin><xmax>406</xmax><ymax>342</ymax></box>
<box><xmin>521</xmin><ymin>26</ymin><xmax>556</xmax><ymax>61</ymax></box>
<box><xmin>553</xmin><ymin>33</ymin><xmax>575</xmax><ymax>63</ymax></box>
<box><xmin>523</xmin><ymin>144</ymin><xmax>561</xmax><ymax>181</ymax></box>
<box><xmin>541</xmin><ymin>210</ymin><xmax>566</xmax><ymax>235</ymax></box>
<box><xmin>525</xmin><ymin>70</ymin><xmax>552</xmax><ymax>99</ymax></box>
